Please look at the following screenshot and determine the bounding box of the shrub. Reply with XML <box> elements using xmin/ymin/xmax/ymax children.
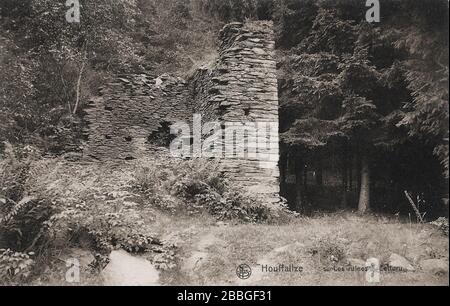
<box><xmin>132</xmin><ymin>158</ymin><xmax>292</xmax><ymax>223</ymax></box>
<box><xmin>0</xmin><ymin>249</ymin><xmax>35</xmax><ymax>285</ymax></box>
<box><xmin>196</xmin><ymin>187</ymin><xmax>290</xmax><ymax>223</ymax></box>
<box><xmin>133</xmin><ymin>164</ymin><xmax>180</xmax><ymax>212</ymax></box>
<box><xmin>197</xmin><ymin>0</ymin><xmax>274</xmax><ymax>21</ymax></box>
<box><xmin>44</xmin><ymin>205</ymin><xmax>179</xmax><ymax>272</ymax></box>
<box><xmin>169</xmin><ymin>159</ymin><xmax>226</xmax><ymax>198</ymax></box>
<box><xmin>132</xmin><ymin>158</ymin><xmax>226</xmax><ymax>213</ymax></box>
<box><xmin>1</xmin><ymin>147</ymin><xmax>171</xmax><ymax>280</ymax></box>
<box><xmin>0</xmin><ymin>143</ymin><xmax>54</xmax><ymax>255</ymax></box>
<box><xmin>0</xmin><ymin>143</ymin><xmax>35</xmax><ymax>204</ymax></box>
<box><xmin>45</xmin><ymin>205</ymin><xmax>161</xmax><ymax>255</ymax></box>
<box><xmin>309</xmin><ymin>237</ymin><xmax>346</xmax><ymax>266</ymax></box>
<box><xmin>431</xmin><ymin>217</ymin><xmax>449</xmax><ymax>236</ymax></box>
<box><xmin>0</xmin><ymin>198</ymin><xmax>55</xmax><ymax>253</ymax></box>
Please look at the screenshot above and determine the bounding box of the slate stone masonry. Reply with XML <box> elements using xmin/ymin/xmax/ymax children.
<box><xmin>189</xmin><ymin>21</ymin><xmax>280</xmax><ymax>200</ymax></box>
<box><xmin>84</xmin><ymin>21</ymin><xmax>280</xmax><ymax>201</ymax></box>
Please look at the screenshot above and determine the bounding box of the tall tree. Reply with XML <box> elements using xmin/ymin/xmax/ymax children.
<box><xmin>276</xmin><ymin>0</ymin><xmax>448</xmax><ymax>214</ymax></box>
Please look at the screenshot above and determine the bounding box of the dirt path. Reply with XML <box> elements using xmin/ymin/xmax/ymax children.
<box><xmin>178</xmin><ymin>227</ymin><xmax>228</xmax><ymax>285</ymax></box>
<box><xmin>183</xmin><ymin>232</ymin><xmax>218</xmax><ymax>273</ymax></box>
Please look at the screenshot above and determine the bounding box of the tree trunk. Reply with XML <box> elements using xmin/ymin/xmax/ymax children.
<box><xmin>295</xmin><ymin>158</ymin><xmax>303</xmax><ymax>212</ymax></box>
<box><xmin>279</xmin><ymin>152</ymin><xmax>287</xmax><ymax>197</ymax></box>
<box><xmin>358</xmin><ymin>154</ymin><xmax>371</xmax><ymax>213</ymax></box>
<box><xmin>303</xmin><ymin>164</ymin><xmax>308</xmax><ymax>191</ymax></box>
<box><xmin>341</xmin><ymin>157</ymin><xmax>349</xmax><ymax>208</ymax></box>
<box><xmin>316</xmin><ymin>158</ymin><xmax>323</xmax><ymax>188</ymax></box>
<box><xmin>73</xmin><ymin>59</ymin><xmax>86</xmax><ymax>115</ymax></box>
<box><xmin>341</xmin><ymin>142</ymin><xmax>349</xmax><ymax>208</ymax></box>
<box><xmin>356</xmin><ymin>151</ymin><xmax>362</xmax><ymax>197</ymax></box>
<box><xmin>349</xmin><ymin>157</ymin><xmax>353</xmax><ymax>191</ymax></box>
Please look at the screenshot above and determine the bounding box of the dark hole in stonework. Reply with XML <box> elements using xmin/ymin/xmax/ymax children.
<box><xmin>105</xmin><ymin>106</ymin><xmax>113</xmax><ymax>111</ymax></box>
<box><xmin>88</xmin><ymin>155</ymin><xmax>100</xmax><ymax>161</ymax></box>
<box><xmin>105</xmin><ymin>135</ymin><xmax>112</xmax><ymax>140</ymax></box>
<box><xmin>124</xmin><ymin>136</ymin><xmax>133</xmax><ymax>142</ymax></box>
<box><xmin>125</xmin><ymin>156</ymin><xmax>135</xmax><ymax>161</ymax></box>
<box><xmin>148</xmin><ymin>121</ymin><xmax>176</xmax><ymax>148</ymax></box>
<box><xmin>209</xmin><ymin>88</ymin><xmax>220</xmax><ymax>95</ymax></box>
<box><xmin>212</xmin><ymin>78</ymin><xmax>229</xmax><ymax>85</ymax></box>
<box><xmin>244</xmin><ymin>107</ymin><xmax>251</xmax><ymax>116</ymax></box>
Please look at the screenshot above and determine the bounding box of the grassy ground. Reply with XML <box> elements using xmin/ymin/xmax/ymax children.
<box><xmin>17</xmin><ymin>158</ymin><xmax>449</xmax><ymax>286</ymax></box>
<box><xmin>157</xmin><ymin>212</ymin><xmax>449</xmax><ymax>286</ymax></box>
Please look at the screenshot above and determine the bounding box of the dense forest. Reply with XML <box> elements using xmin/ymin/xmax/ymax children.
<box><xmin>0</xmin><ymin>0</ymin><xmax>449</xmax><ymax>286</ymax></box>
<box><xmin>0</xmin><ymin>0</ymin><xmax>448</xmax><ymax>215</ymax></box>
<box><xmin>275</xmin><ymin>0</ymin><xmax>449</xmax><ymax>216</ymax></box>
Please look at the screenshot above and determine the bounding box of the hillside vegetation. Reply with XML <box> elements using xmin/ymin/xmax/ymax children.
<box><xmin>1</xmin><ymin>0</ymin><xmax>447</xmax><ymax>213</ymax></box>
<box><xmin>0</xmin><ymin>0</ymin><xmax>448</xmax><ymax>286</ymax></box>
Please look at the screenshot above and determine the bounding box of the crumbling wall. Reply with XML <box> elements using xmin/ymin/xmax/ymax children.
<box><xmin>190</xmin><ymin>21</ymin><xmax>280</xmax><ymax>201</ymax></box>
<box><xmin>83</xmin><ymin>21</ymin><xmax>280</xmax><ymax>201</ymax></box>
<box><xmin>83</xmin><ymin>74</ymin><xmax>191</xmax><ymax>160</ymax></box>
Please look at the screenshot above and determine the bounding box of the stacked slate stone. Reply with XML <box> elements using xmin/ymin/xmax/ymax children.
<box><xmin>190</xmin><ymin>21</ymin><xmax>281</xmax><ymax>202</ymax></box>
<box><xmin>189</xmin><ymin>67</ymin><xmax>222</xmax><ymax>123</ymax></box>
<box><xmin>84</xmin><ymin>20</ymin><xmax>281</xmax><ymax>203</ymax></box>
<box><xmin>83</xmin><ymin>73</ymin><xmax>191</xmax><ymax>160</ymax></box>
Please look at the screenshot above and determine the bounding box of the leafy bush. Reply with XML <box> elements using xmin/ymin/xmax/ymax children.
<box><xmin>170</xmin><ymin>161</ymin><xmax>226</xmax><ymax>199</ymax></box>
<box><xmin>43</xmin><ymin>203</ymin><xmax>161</xmax><ymax>256</ymax></box>
<box><xmin>0</xmin><ymin>143</ymin><xmax>36</xmax><ymax>204</ymax></box>
<box><xmin>309</xmin><ymin>237</ymin><xmax>346</xmax><ymax>266</ymax></box>
<box><xmin>195</xmin><ymin>190</ymin><xmax>266</xmax><ymax>221</ymax></box>
<box><xmin>0</xmin><ymin>143</ymin><xmax>55</xmax><ymax>255</ymax></box>
<box><xmin>0</xmin><ymin>198</ymin><xmax>54</xmax><ymax>254</ymax></box>
<box><xmin>0</xmin><ymin>249</ymin><xmax>35</xmax><ymax>285</ymax></box>
<box><xmin>431</xmin><ymin>217</ymin><xmax>449</xmax><ymax>236</ymax></box>
<box><xmin>133</xmin><ymin>164</ymin><xmax>180</xmax><ymax>212</ymax></box>
<box><xmin>196</xmin><ymin>188</ymin><xmax>293</xmax><ymax>223</ymax></box>
<box><xmin>197</xmin><ymin>0</ymin><xmax>274</xmax><ymax>21</ymax></box>
<box><xmin>0</xmin><ymin>147</ymin><xmax>179</xmax><ymax>281</ymax></box>
<box><xmin>44</xmin><ymin>205</ymin><xmax>179</xmax><ymax>272</ymax></box>
<box><xmin>132</xmin><ymin>158</ymin><xmax>292</xmax><ymax>223</ymax></box>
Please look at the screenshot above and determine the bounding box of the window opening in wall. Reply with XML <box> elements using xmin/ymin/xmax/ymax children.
<box><xmin>148</xmin><ymin>121</ymin><xmax>176</xmax><ymax>148</ymax></box>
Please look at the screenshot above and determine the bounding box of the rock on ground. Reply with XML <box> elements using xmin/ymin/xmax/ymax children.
<box><xmin>388</xmin><ymin>254</ymin><xmax>415</xmax><ymax>272</ymax></box>
<box><xmin>419</xmin><ymin>259</ymin><xmax>449</xmax><ymax>275</ymax></box>
<box><xmin>102</xmin><ymin>250</ymin><xmax>159</xmax><ymax>286</ymax></box>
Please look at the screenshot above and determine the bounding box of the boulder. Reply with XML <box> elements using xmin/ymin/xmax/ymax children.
<box><xmin>102</xmin><ymin>250</ymin><xmax>159</xmax><ymax>286</ymax></box>
<box><xmin>419</xmin><ymin>259</ymin><xmax>449</xmax><ymax>275</ymax></box>
<box><xmin>388</xmin><ymin>253</ymin><xmax>415</xmax><ymax>272</ymax></box>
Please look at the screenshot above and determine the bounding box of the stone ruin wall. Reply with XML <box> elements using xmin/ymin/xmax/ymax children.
<box><xmin>83</xmin><ymin>74</ymin><xmax>192</xmax><ymax>160</ymax></box>
<box><xmin>190</xmin><ymin>21</ymin><xmax>280</xmax><ymax>200</ymax></box>
<box><xmin>83</xmin><ymin>21</ymin><xmax>280</xmax><ymax>201</ymax></box>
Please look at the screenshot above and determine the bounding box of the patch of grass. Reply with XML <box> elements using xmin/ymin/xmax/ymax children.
<box><xmin>173</xmin><ymin>212</ymin><xmax>449</xmax><ymax>286</ymax></box>
<box><xmin>2</xmin><ymin>152</ymin><xmax>448</xmax><ymax>286</ymax></box>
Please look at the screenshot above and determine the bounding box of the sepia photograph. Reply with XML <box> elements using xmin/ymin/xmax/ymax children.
<box><xmin>0</xmin><ymin>0</ymin><xmax>448</xmax><ymax>290</ymax></box>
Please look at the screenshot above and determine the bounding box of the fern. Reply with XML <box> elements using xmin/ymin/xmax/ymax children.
<box><xmin>0</xmin><ymin>197</ymin><xmax>36</xmax><ymax>225</ymax></box>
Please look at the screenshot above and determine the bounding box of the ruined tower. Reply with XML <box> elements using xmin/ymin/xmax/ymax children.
<box><xmin>190</xmin><ymin>21</ymin><xmax>280</xmax><ymax>201</ymax></box>
<box><xmin>83</xmin><ymin>21</ymin><xmax>280</xmax><ymax>201</ymax></box>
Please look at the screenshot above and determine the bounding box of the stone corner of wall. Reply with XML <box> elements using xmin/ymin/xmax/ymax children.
<box><xmin>219</xmin><ymin>22</ymin><xmax>244</xmax><ymax>35</ymax></box>
<box><xmin>220</xmin><ymin>20</ymin><xmax>274</xmax><ymax>37</ymax></box>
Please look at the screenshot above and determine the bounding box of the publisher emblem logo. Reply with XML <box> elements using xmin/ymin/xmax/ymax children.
<box><xmin>236</xmin><ymin>264</ymin><xmax>252</xmax><ymax>280</ymax></box>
